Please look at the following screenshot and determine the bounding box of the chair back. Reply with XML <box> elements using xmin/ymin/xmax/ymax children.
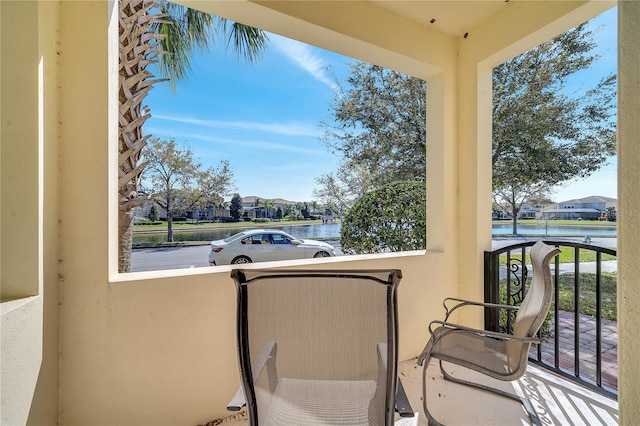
<box><xmin>513</xmin><ymin>242</ymin><xmax>560</xmax><ymax>338</ymax></box>
<box><xmin>231</xmin><ymin>269</ymin><xmax>401</xmax><ymax>425</ymax></box>
<box><xmin>504</xmin><ymin>242</ymin><xmax>560</xmax><ymax>371</ymax></box>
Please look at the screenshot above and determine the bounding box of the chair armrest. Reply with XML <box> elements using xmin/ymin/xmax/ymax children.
<box><xmin>442</xmin><ymin>297</ymin><xmax>520</xmax><ymax>321</ymax></box>
<box><xmin>428</xmin><ymin>320</ymin><xmax>541</xmax><ymax>344</ymax></box>
<box><xmin>226</xmin><ymin>387</ymin><xmax>245</xmax><ymax>411</ymax></box>
<box><xmin>227</xmin><ymin>340</ymin><xmax>277</xmax><ymax>411</ymax></box>
<box><xmin>395</xmin><ymin>378</ymin><xmax>414</xmax><ymax>418</ymax></box>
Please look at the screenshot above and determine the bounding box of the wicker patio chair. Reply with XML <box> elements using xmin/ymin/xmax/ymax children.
<box><xmin>228</xmin><ymin>269</ymin><xmax>414</xmax><ymax>425</ymax></box>
<box><xmin>417</xmin><ymin>241</ymin><xmax>560</xmax><ymax>426</ymax></box>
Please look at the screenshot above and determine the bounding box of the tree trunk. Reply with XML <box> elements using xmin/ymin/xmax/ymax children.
<box><xmin>119</xmin><ymin>209</ymin><xmax>134</xmax><ymax>272</ymax></box>
<box><xmin>512</xmin><ymin>205</ymin><xmax>519</xmax><ymax>235</ymax></box>
<box><xmin>118</xmin><ymin>0</ymin><xmax>165</xmax><ymax>272</ymax></box>
<box><xmin>167</xmin><ymin>214</ymin><xmax>174</xmax><ymax>242</ymax></box>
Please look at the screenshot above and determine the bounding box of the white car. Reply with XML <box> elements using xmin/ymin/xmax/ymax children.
<box><xmin>208</xmin><ymin>229</ymin><xmax>336</xmax><ymax>266</ymax></box>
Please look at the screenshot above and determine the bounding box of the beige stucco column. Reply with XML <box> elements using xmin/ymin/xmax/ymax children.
<box><xmin>617</xmin><ymin>1</ymin><xmax>640</xmax><ymax>422</ymax></box>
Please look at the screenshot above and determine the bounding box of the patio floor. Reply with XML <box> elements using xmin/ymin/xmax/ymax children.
<box><xmin>204</xmin><ymin>357</ymin><xmax>618</xmax><ymax>426</ymax></box>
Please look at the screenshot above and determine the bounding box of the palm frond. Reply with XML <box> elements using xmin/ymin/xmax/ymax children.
<box><xmin>151</xmin><ymin>2</ymin><xmax>268</xmax><ymax>92</ymax></box>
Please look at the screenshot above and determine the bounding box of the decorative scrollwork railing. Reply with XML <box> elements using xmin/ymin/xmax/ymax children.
<box><xmin>484</xmin><ymin>239</ymin><xmax>617</xmax><ymax>399</ymax></box>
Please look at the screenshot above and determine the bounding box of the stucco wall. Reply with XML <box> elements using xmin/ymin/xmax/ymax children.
<box><xmin>3</xmin><ymin>0</ymin><xmax>638</xmax><ymax>424</ymax></box>
<box><xmin>617</xmin><ymin>1</ymin><xmax>640</xmax><ymax>422</ymax></box>
<box><xmin>55</xmin><ymin>2</ymin><xmax>458</xmax><ymax>424</ymax></box>
<box><xmin>1</xmin><ymin>1</ymin><xmax>59</xmax><ymax>424</ymax></box>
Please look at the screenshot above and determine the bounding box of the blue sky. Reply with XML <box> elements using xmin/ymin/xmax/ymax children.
<box><xmin>144</xmin><ymin>7</ymin><xmax>617</xmax><ymax>203</ymax></box>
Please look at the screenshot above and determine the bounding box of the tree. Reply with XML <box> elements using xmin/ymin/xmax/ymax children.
<box><xmin>316</xmin><ymin>62</ymin><xmax>426</xmax><ymax>202</ymax></box>
<box><xmin>605</xmin><ymin>206</ymin><xmax>617</xmax><ymax>222</ymax></box>
<box><xmin>117</xmin><ymin>0</ymin><xmax>267</xmax><ymax>272</ymax></box>
<box><xmin>142</xmin><ymin>138</ymin><xmax>234</xmax><ymax>242</ymax></box>
<box><xmin>230</xmin><ymin>193</ymin><xmax>243</xmax><ymax>220</ymax></box>
<box><xmin>492</xmin><ymin>23</ymin><xmax>616</xmax><ymax>234</ymax></box>
<box><xmin>301</xmin><ymin>203</ymin><xmax>310</xmax><ymax>219</ymax></box>
<box><xmin>148</xmin><ymin>204</ymin><xmax>160</xmax><ymax>222</ymax></box>
<box><xmin>340</xmin><ymin>181</ymin><xmax>426</xmax><ymax>254</ymax></box>
<box><xmin>317</xmin><ymin>23</ymin><xmax>615</xmax><ymax>238</ymax></box>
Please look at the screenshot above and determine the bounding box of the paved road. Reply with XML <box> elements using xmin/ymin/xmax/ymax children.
<box><xmin>131</xmin><ymin>237</ymin><xmax>617</xmax><ymax>273</ymax></box>
<box><xmin>131</xmin><ymin>245</ymin><xmax>211</xmax><ymax>272</ymax></box>
<box><xmin>131</xmin><ymin>240</ymin><xmax>343</xmax><ymax>272</ymax></box>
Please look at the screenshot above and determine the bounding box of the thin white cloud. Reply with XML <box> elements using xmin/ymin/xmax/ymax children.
<box><xmin>152</xmin><ymin>114</ymin><xmax>319</xmax><ymax>138</ymax></box>
<box><xmin>270</xmin><ymin>34</ymin><xmax>338</xmax><ymax>91</ymax></box>
<box><xmin>145</xmin><ymin>128</ymin><xmax>328</xmax><ymax>156</ymax></box>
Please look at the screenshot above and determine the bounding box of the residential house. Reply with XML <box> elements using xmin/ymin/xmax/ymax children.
<box><xmin>543</xmin><ymin>195</ymin><xmax>617</xmax><ymax>220</ymax></box>
<box><xmin>2</xmin><ymin>1</ymin><xmax>638</xmax><ymax>425</ymax></box>
<box><xmin>241</xmin><ymin>196</ymin><xmax>297</xmax><ymax>219</ymax></box>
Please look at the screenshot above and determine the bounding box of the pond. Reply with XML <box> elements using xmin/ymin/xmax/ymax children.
<box><xmin>133</xmin><ymin>221</ymin><xmax>616</xmax><ymax>245</ymax></box>
<box><xmin>133</xmin><ymin>223</ymin><xmax>343</xmax><ymax>246</ymax></box>
<box><xmin>491</xmin><ymin>222</ymin><xmax>617</xmax><ymax>236</ymax></box>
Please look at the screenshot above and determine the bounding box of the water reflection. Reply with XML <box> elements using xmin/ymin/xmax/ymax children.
<box><xmin>133</xmin><ymin>221</ymin><xmax>616</xmax><ymax>246</ymax></box>
<box><xmin>491</xmin><ymin>222</ymin><xmax>617</xmax><ymax>236</ymax></box>
<box><xmin>133</xmin><ymin>223</ymin><xmax>342</xmax><ymax>246</ymax></box>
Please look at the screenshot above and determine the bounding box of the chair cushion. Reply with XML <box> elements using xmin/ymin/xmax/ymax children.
<box><xmin>430</xmin><ymin>327</ymin><xmax>528</xmax><ymax>380</ymax></box>
<box><xmin>263</xmin><ymin>378</ymin><xmax>377</xmax><ymax>425</ymax></box>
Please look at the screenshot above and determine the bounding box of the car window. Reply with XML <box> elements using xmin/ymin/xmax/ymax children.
<box><xmin>272</xmin><ymin>234</ymin><xmax>292</xmax><ymax>245</ymax></box>
<box><xmin>241</xmin><ymin>234</ymin><xmax>272</xmax><ymax>245</ymax></box>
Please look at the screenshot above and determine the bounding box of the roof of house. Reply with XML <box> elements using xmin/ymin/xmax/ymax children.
<box><xmin>560</xmin><ymin>195</ymin><xmax>617</xmax><ymax>204</ymax></box>
<box><xmin>241</xmin><ymin>196</ymin><xmax>297</xmax><ymax>205</ymax></box>
<box><xmin>544</xmin><ymin>208</ymin><xmax>602</xmax><ymax>213</ymax></box>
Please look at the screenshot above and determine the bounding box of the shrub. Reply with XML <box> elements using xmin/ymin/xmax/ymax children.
<box><xmin>340</xmin><ymin>180</ymin><xmax>426</xmax><ymax>254</ymax></box>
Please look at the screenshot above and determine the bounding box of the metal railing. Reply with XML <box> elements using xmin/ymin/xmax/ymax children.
<box><xmin>484</xmin><ymin>240</ymin><xmax>617</xmax><ymax>399</ymax></box>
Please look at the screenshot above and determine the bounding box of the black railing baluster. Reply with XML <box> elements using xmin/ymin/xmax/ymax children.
<box><xmin>506</xmin><ymin>251</ymin><xmax>512</xmax><ymax>332</ymax></box>
<box><xmin>596</xmin><ymin>251</ymin><xmax>602</xmax><ymax>387</ymax></box>
<box><xmin>483</xmin><ymin>239</ymin><xmax>617</xmax><ymax>400</ymax></box>
<box><xmin>574</xmin><ymin>247</ymin><xmax>580</xmax><ymax>378</ymax></box>
<box><xmin>554</xmin><ymin>253</ymin><xmax>560</xmax><ymax>370</ymax></box>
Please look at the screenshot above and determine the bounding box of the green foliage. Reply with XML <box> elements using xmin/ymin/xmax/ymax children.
<box><xmin>148</xmin><ymin>204</ymin><xmax>159</xmax><ymax>222</ymax></box>
<box><xmin>252</xmin><ymin>218</ymin><xmax>271</xmax><ymax>223</ymax></box>
<box><xmin>497</xmin><ymin>285</ymin><xmax>552</xmax><ymax>336</ymax></box>
<box><xmin>497</xmin><ymin>271</ymin><xmax>617</xmax><ymax>337</ymax></box>
<box><xmin>151</xmin><ymin>2</ymin><xmax>269</xmax><ymax>92</ymax></box>
<box><xmin>340</xmin><ymin>181</ymin><xmax>426</xmax><ymax>254</ymax></box>
<box><xmin>142</xmin><ymin>137</ymin><xmax>234</xmax><ymax>241</ymax></box>
<box><xmin>605</xmin><ymin>206</ymin><xmax>617</xmax><ymax>222</ymax></box>
<box><xmin>499</xmin><ymin>248</ymin><xmax>616</xmax><ymax>265</ymax></box>
<box><xmin>555</xmin><ymin>272</ymin><xmax>617</xmax><ymax>320</ymax></box>
<box><xmin>315</xmin><ymin>63</ymin><xmax>426</xmax><ymax>209</ymax></box>
<box><xmin>301</xmin><ymin>203</ymin><xmax>310</xmax><ymax>219</ymax></box>
<box><xmin>230</xmin><ymin>193</ymin><xmax>243</xmax><ymax>220</ymax></box>
<box><xmin>492</xmin><ymin>23</ymin><xmax>617</xmax><ymax>232</ymax></box>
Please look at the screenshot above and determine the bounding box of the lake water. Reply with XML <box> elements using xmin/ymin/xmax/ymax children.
<box><xmin>133</xmin><ymin>223</ymin><xmax>343</xmax><ymax>245</ymax></box>
<box><xmin>133</xmin><ymin>221</ymin><xmax>616</xmax><ymax>245</ymax></box>
<box><xmin>491</xmin><ymin>222</ymin><xmax>617</xmax><ymax>236</ymax></box>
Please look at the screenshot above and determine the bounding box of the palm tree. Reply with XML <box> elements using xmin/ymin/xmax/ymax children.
<box><xmin>118</xmin><ymin>0</ymin><xmax>267</xmax><ymax>272</ymax></box>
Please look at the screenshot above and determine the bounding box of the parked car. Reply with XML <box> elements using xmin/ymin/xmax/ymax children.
<box><xmin>208</xmin><ymin>229</ymin><xmax>336</xmax><ymax>266</ymax></box>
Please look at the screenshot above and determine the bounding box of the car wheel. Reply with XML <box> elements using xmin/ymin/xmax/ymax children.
<box><xmin>313</xmin><ymin>251</ymin><xmax>331</xmax><ymax>258</ymax></box>
<box><xmin>231</xmin><ymin>256</ymin><xmax>252</xmax><ymax>264</ymax></box>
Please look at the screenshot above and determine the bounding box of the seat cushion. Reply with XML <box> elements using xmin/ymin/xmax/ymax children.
<box><xmin>263</xmin><ymin>378</ymin><xmax>377</xmax><ymax>425</ymax></box>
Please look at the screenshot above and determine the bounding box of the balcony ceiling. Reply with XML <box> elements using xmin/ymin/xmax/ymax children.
<box><xmin>371</xmin><ymin>0</ymin><xmax>509</xmax><ymax>36</ymax></box>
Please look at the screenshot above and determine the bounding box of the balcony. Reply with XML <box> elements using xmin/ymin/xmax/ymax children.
<box><xmin>208</xmin><ymin>358</ymin><xmax>618</xmax><ymax>425</ymax></box>
<box><xmin>204</xmin><ymin>239</ymin><xmax>619</xmax><ymax>426</ymax></box>
<box><xmin>2</xmin><ymin>1</ymin><xmax>639</xmax><ymax>425</ymax></box>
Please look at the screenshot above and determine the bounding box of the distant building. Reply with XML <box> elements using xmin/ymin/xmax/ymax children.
<box><xmin>518</xmin><ymin>203</ymin><xmax>543</xmax><ymax>219</ymax></box>
<box><xmin>541</xmin><ymin>195</ymin><xmax>617</xmax><ymax>220</ymax></box>
<box><xmin>241</xmin><ymin>196</ymin><xmax>297</xmax><ymax>219</ymax></box>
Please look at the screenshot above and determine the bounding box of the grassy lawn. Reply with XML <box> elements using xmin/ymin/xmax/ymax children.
<box><xmin>492</xmin><ymin>219</ymin><xmax>616</xmax><ymax>227</ymax></box>
<box><xmin>499</xmin><ymin>272</ymin><xmax>617</xmax><ymax>324</ymax></box>
<box><xmin>499</xmin><ymin>247</ymin><xmax>616</xmax><ymax>265</ymax></box>
<box><xmin>555</xmin><ymin>272</ymin><xmax>617</xmax><ymax>320</ymax></box>
<box><xmin>134</xmin><ymin>219</ymin><xmax>324</xmax><ymax>232</ymax></box>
